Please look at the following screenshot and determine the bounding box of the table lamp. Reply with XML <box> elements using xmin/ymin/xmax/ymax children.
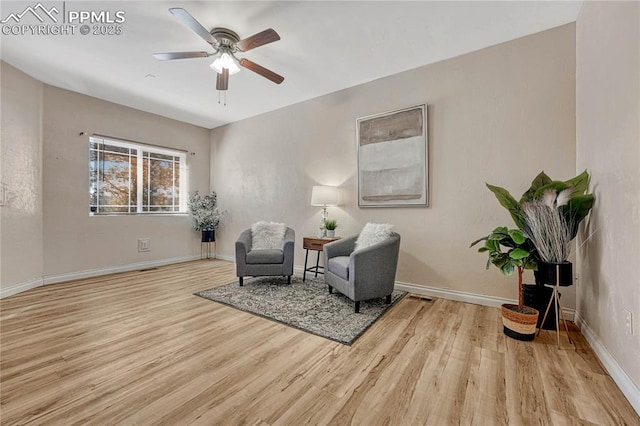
<box><xmin>310</xmin><ymin>185</ymin><xmax>341</xmax><ymax>235</ymax></box>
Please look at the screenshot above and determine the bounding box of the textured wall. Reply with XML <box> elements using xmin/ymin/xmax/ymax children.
<box><xmin>42</xmin><ymin>86</ymin><xmax>211</xmax><ymax>279</ymax></box>
<box><xmin>576</xmin><ymin>1</ymin><xmax>640</xmax><ymax>389</ymax></box>
<box><xmin>211</xmin><ymin>24</ymin><xmax>577</xmax><ymax>305</ymax></box>
<box><xmin>0</xmin><ymin>62</ymin><xmax>44</xmax><ymax>294</ymax></box>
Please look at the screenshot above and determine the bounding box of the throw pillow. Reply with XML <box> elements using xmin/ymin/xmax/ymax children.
<box><xmin>251</xmin><ymin>221</ymin><xmax>286</xmax><ymax>250</ymax></box>
<box><xmin>355</xmin><ymin>222</ymin><xmax>394</xmax><ymax>251</ymax></box>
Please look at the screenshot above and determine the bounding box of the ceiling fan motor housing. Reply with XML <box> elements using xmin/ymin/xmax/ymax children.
<box><xmin>210</xmin><ymin>27</ymin><xmax>240</xmax><ymax>51</ymax></box>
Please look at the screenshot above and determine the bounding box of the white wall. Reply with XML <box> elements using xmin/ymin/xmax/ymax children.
<box><xmin>41</xmin><ymin>86</ymin><xmax>211</xmax><ymax>281</ymax></box>
<box><xmin>0</xmin><ymin>62</ymin><xmax>44</xmax><ymax>297</ymax></box>
<box><xmin>576</xmin><ymin>0</ymin><xmax>640</xmax><ymax>402</ymax></box>
<box><xmin>211</xmin><ymin>24</ymin><xmax>577</xmax><ymax>305</ymax></box>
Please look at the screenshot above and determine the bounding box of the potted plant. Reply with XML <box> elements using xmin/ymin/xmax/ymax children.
<box><xmin>324</xmin><ymin>219</ymin><xmax>338</xmax><ymax>238</ymax></box>
<box><xmin>484</xmin><ymin>171</ymin><xmax>594</xmax><ymax>327</ymax></box>
<box><xmin>486</xmin><ymin>170</ymin><xmax>594</xmax><ymax>245</ymax></box>
<box><xmin>187</xmin><ymin>191</ymin><xmax>221</xmax><ymax>242</ymax></box>
<box><xmin>471</xmin><ymin>227</ymin><xmax>539</xmax><ymax>341</ymax></box>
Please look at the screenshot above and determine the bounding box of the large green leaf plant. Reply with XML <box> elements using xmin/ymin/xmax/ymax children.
<box><xmin>486</xmin><ymin>170</ymin><xmax>595</xmax><ymax>241</ymax></box>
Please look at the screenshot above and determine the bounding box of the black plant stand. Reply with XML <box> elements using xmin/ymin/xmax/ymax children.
<box><xmin>536</xmin><ymin>262</ymin><xmax>573</xmax><ymax>347</ymax></box>
<box><xmin>524</xmin><ymin>284</ymin><xmax>558</xmax><ymax>330</ymax></box>
<box><xmin>201</xmin><ymin>230</ymin><xmax>216</xmax><ymax>260</ymax></box>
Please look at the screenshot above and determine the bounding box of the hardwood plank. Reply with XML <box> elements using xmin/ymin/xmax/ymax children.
<box><xmin>0</xmin><ymin>260</ymin><xmax>637</xmax><ymax>425</ymax></box>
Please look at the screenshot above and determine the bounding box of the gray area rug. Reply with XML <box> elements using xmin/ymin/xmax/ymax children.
<box><xmin>195</xmin><ymin>275</ymin><xmax>406</xmax><ymax>345</ymax></box>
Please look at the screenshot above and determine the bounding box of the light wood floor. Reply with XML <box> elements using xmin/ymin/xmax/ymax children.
<box><xmin>1</xmin><ymin>260</ymin><xmax>637</xmax><ymax>425</ymax></box>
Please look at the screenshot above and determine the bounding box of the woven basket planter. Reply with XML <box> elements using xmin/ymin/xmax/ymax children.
<box><xmin>501</xmin><ymin>304</ymin><xmax>539</xmax><ymax>341</ymax></box>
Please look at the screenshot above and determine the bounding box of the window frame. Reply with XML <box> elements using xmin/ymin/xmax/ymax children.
<box><xmin>89</xmin><ymin>136</ymin><xmax>188</xmax><ymax>215</ymax></box>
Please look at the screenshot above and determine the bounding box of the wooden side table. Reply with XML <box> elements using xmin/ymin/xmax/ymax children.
<box><xmin>303</xmin><ymin>237</ymin><xmax>340</xmax><ymax>282</ymax></box>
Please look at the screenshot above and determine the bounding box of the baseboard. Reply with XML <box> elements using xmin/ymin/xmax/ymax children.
<box><xmin>42</xmin><ymin>255</ymin><xmax>202</xmax><ymax>286</ymax></box>
<box><xmin>0</xmin><ymin>277</ymin><xmax>44</xmax><ymax>299</ymax></box>
<box><xmin>574</xmin><ymin>312</ymin><xmax>640</xmax><ymax>415</ymax></box>
<box><xmin>394</xmin><ymin>281</ymin><xmax>575</xmax><ymax>321</ymax></box>
<box><xmin>215</xmin><ymin>254</ymin><xmax>235</xmax><ymax>263</ymax></box>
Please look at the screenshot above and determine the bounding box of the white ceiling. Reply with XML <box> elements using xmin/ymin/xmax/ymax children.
<box><xmin>0</xmin><ymin>1</ymin><xmax>582</xmax><ymax>129</ymax></box>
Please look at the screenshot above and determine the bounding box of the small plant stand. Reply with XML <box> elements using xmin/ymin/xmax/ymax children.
<box><xmin>200</xmin><ymin>230</ymin><xmax>216</xmax><ymax>260</ymax></box>
<box><xmin>536</xmin><ymin>265</ymin><xmax>573</xmax><ymax>347</ymax></box>
<box><xmin>201</xmin><ymin>241</ymin><xmax>216</xmax><ymax>260</ymax></box>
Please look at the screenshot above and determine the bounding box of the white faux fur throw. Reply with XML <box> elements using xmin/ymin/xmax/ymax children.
<box><xmin>251</xmin><ymin>221</ymin><xmax>286</xmax><ymax>250</ymax></box>
<box><xmin>355</xmin><ymin>222</ymin><xmax>394</xmax><ymax>251</ymax></box>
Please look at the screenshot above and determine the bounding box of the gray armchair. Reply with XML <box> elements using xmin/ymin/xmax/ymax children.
<box><xmin>323</xmin><ymin>232</ymin><xmax>401</xmax><ymax>313</ymax></box>
<box><xmin>235</xmin><ymin>227</ymin><xmax>295</xmax><ymax>286</ymax></box>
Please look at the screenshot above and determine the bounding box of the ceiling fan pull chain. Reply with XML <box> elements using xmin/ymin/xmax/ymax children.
<box><xmin>217</xmin><ymin>91</ymin><xmax>228</xmax><ymax>106</ymax></box>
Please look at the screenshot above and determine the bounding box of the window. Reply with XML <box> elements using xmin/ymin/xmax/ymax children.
<box><xmin>89</xmin><ymin>136</ymin><xmax>186</xmax><ymax>214</ymax></box>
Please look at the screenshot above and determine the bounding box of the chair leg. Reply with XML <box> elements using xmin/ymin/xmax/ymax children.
<box><xmin>287</xmin><ymin>275</ymin><xmax>291</xmax><ymax>284</ymax></box>
<box><xmin>355</xmin><ymin>301</ymin><xmax>360</xmax><ymax>313</ymax></box>
<box><xmin>386</xmin><ymin>294</ymin><xmax>392</xmax><ymax>304</ymax></box>
<box><xmin>239</xmin><ymin>276</ymin><xmax>243</xmax><ymax>286</ymax></box>
<box><xmin>328</xmin><ymin>285</ymin><xmax>333</xmax><ymax>294</ymax></box>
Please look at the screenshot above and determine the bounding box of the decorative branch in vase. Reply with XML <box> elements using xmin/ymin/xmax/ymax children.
<box><xmin>520</xmin><ymin>190</ymin><xmax>575</xmax><ymax>287</ymax></box>
<box><xmin>188</xmin><ymin>191</ymin><xmax>221</xmax><ymax>242</ymax></box>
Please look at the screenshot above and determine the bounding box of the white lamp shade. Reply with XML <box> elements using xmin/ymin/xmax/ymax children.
<box><xmin>210</xmin><ymin>53</ymin><xmax>241</xmax><ymax>75</ymax></box>
<box><xmin>310</xmin><ymin>185</ymin><xmax>341</xmax><ymax>206</ymax></box>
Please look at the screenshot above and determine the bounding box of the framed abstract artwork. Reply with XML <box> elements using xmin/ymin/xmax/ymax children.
<box><xmin>357</xmin><ymin>104</ymin><xmax>428</xmax><ymax>207</ymax></box>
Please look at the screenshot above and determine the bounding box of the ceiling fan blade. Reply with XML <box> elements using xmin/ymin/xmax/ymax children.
<box><xmin>235</xmin><ymin>28</ymin><xmax>280</xmax><ymax>52</ymax></box>
<box><xmin>216</xmin><ymin>68</ymin><xmax>229</xmax><ymax>91</ymax></box>
<box><xmin>152</xmin><ymin>52</ymin><xmax>210</xmax><ymax>61</ymax></box>
<box><xmin>239</xmin><ymin>58</ymin><xmax>284</xmax><ymax>84</ymax></box>
<box><xmin>169</xmin><ymin>8</ymin><xmax>219</xmax><ymax>47</ymax></box>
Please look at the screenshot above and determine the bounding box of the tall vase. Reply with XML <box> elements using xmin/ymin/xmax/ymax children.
<box><xmin>201</xmin><ymin>230</ymin><xmax>215</xmax><ymax>243</ymax></box>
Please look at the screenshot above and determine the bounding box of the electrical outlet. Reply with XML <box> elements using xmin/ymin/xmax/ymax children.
<box><xmin>624</xmin><ymin>309</ymin><xmax>634</xmax><ymax>335</ymax></box>
<box><xmin>138</xmin><ymin>238</ymin><xmax>150</xmax><ymax>252</ymax></box>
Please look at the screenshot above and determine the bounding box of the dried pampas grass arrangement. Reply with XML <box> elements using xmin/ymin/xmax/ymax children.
<box><xmin>520</xmin><ymin>189</ymin><xmax>574</xmax><ymax>263</ymax></box>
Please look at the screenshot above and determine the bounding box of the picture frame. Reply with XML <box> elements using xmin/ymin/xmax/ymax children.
<box><xmin>357</xmin><ymin>104</ymin><xmax>428</xmax><ymax>207</ymax></box>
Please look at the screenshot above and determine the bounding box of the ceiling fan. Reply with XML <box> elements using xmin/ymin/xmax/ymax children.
<box><xmin>153</xmin><ymin>8</ymin><xmax>284</xmax><ymax>100</ymax></box>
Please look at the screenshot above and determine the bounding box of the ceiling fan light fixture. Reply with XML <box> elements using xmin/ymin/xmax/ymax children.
<box><xmin>210</xmin><ymin>53</ymin><xmax>240</xmax><ymax>75</ymax></box>
<box><xmin>155</xmin><ymin>8</ymin><xmax>284</xmax><ymax>99</ymax></box>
